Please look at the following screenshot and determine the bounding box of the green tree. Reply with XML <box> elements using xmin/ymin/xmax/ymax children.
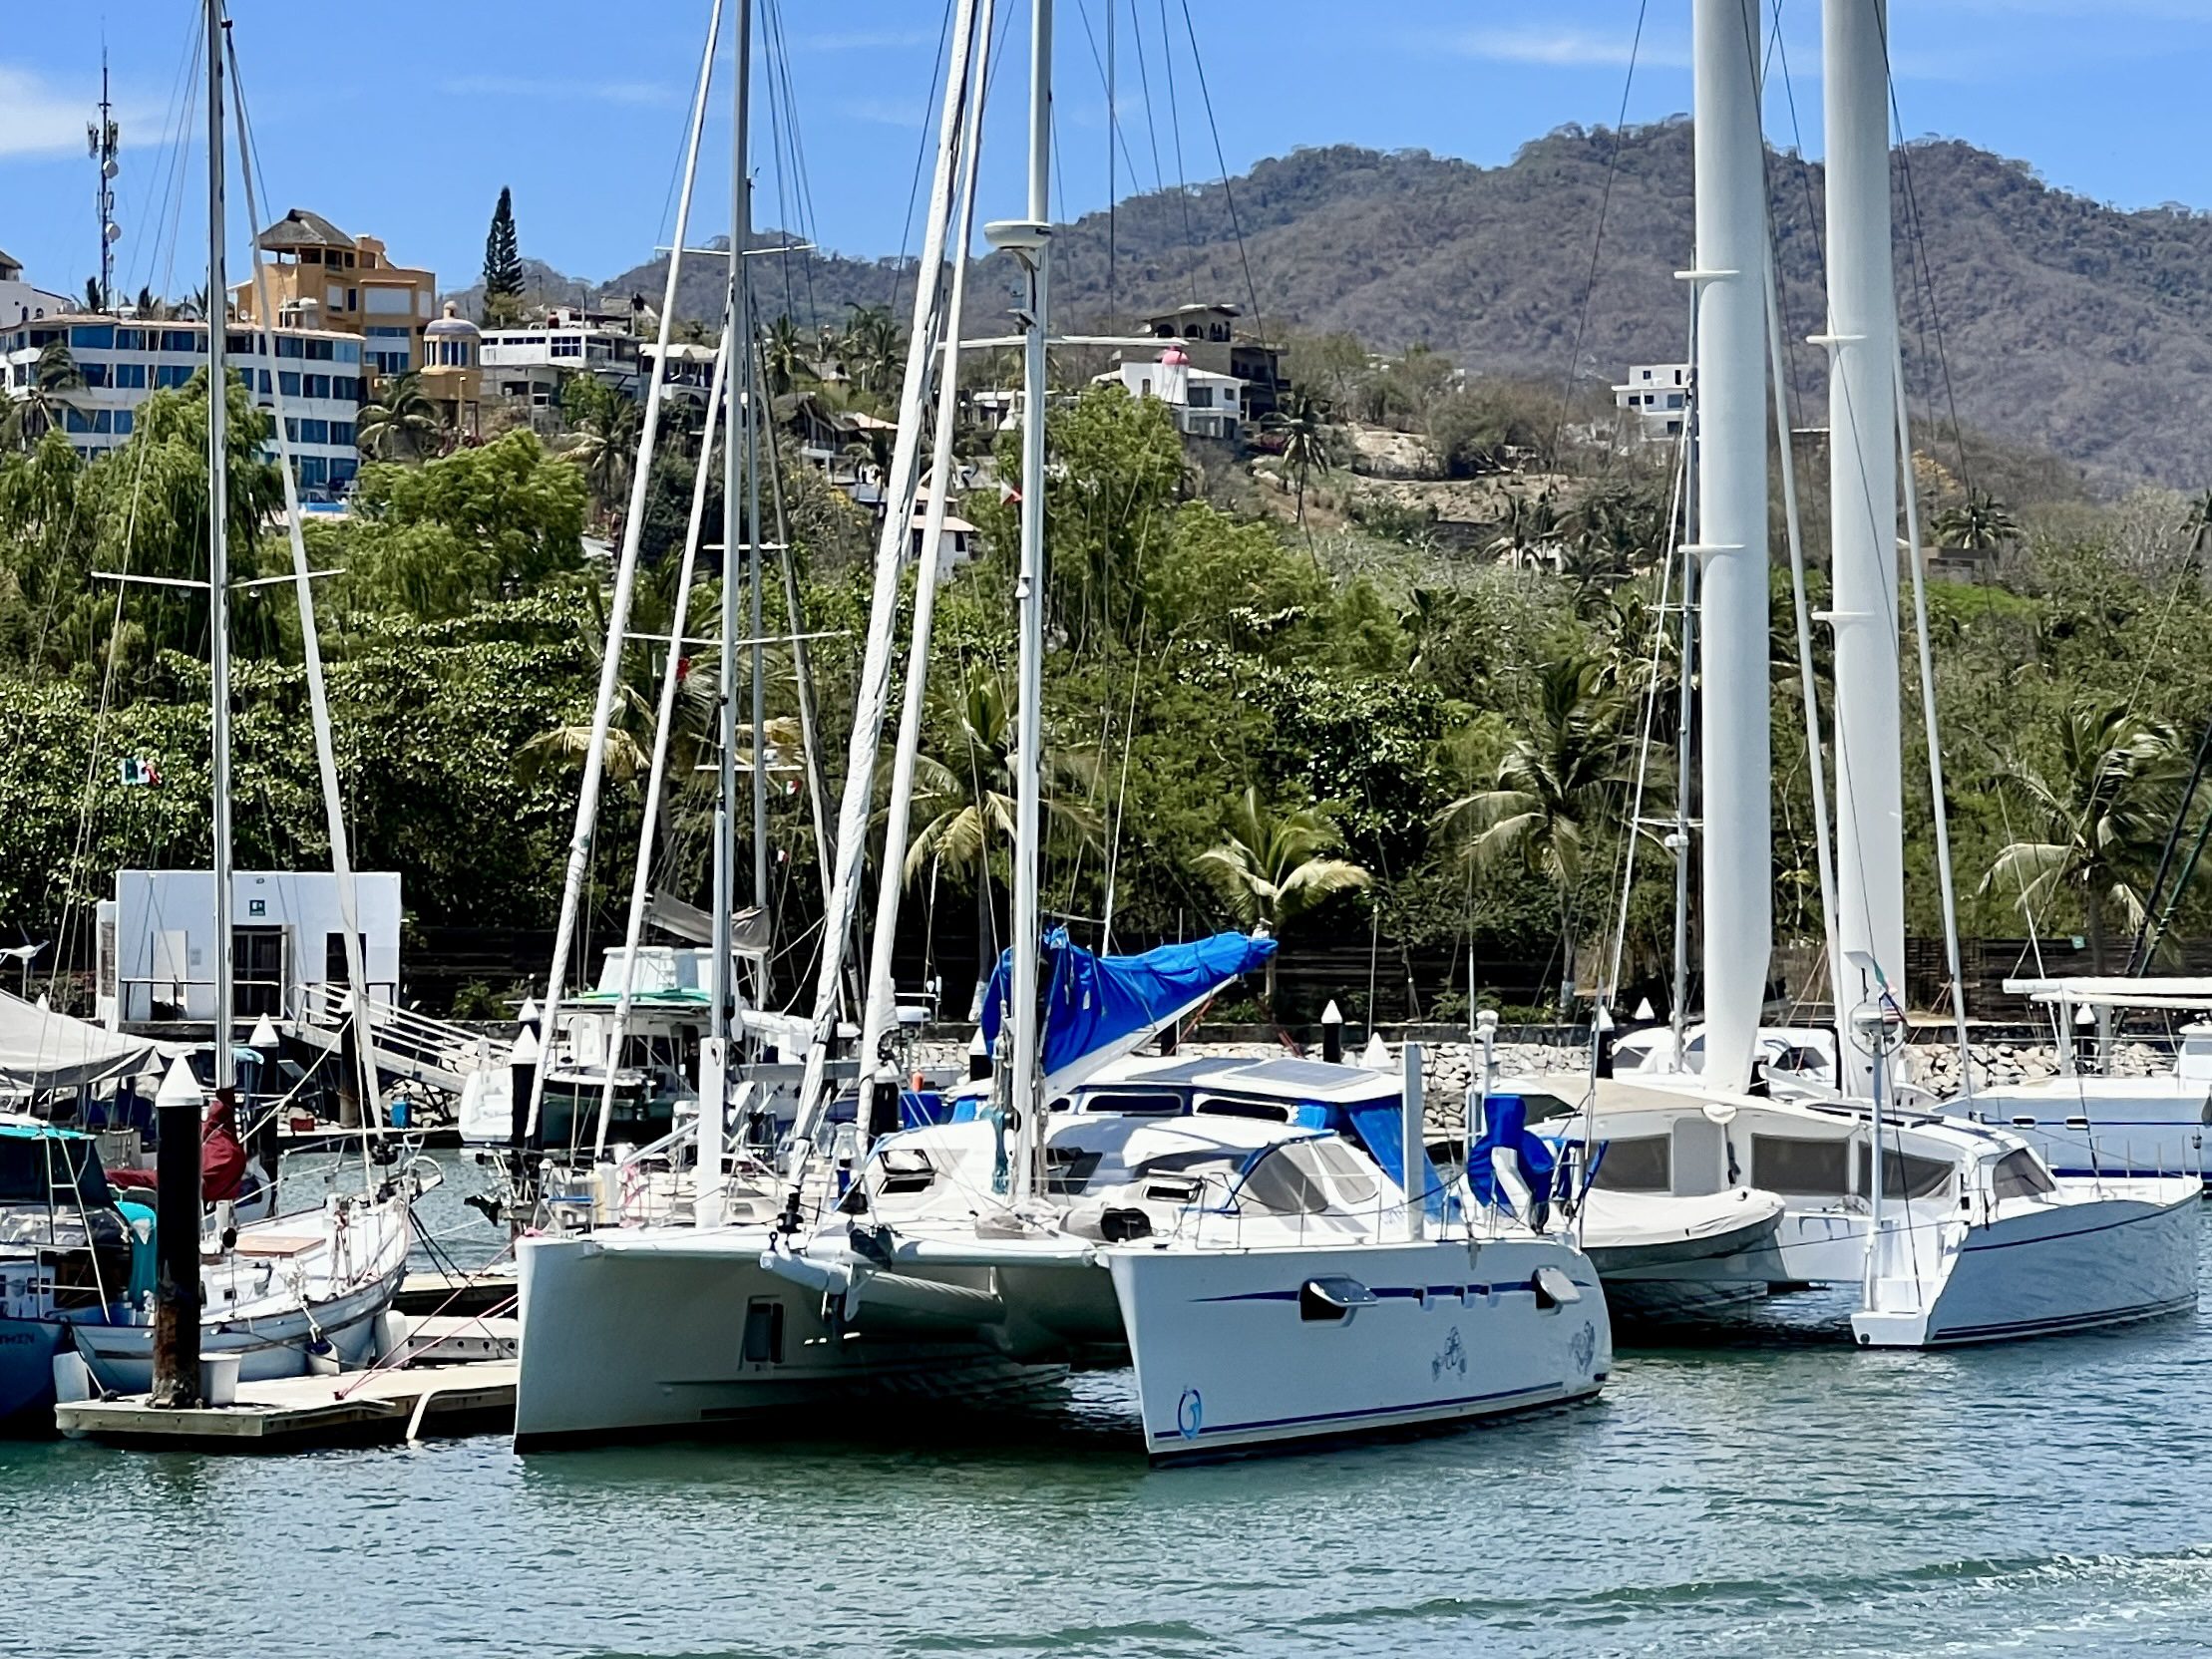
<box><xmin>1434</xmin><ymin>652</ymin><xmax>1636</xmax><ymax>1005</ymax></box>
<box><xmin>481</xmin><ymin>186</ymin><xmax>526</xmax><ymax>327</ymax></box>
<box><xmin>905</xmin><ymin>664</ymin><xmax>1100</xmax><ymax>999</ymax></box>
<box><xmin>1192</xmin><ymin>785</ymin><xmax>1371</xmax><ymax>1008</ymax></box>
<box><xmin>557</xmin><ymin>374</ymin><xmax>642</xmax><ymax>522</ymax></box>
<box><xmin>357</xmin><ymin>370</ymin><xmax>441</xmax><ymax>463</ymax></box>
<box><xmin>337</xmin><ymin>431</ymin><xmax>586</xmax><ymax>619</ymax></box>
<box><xmin>760</xmin><ymin>314</ymin><xmax>808</xmax><ymax>398</ymax></box>
<box><xmin>842</xmin><ymin>304</ymin><xmax>904</xmax><ymax>397</ymax></box>
<box><xmin>2</xmin><ymin>341</ymin><xmax>86</xmax><ymax>451</ymax></box>
<box><xmin>1982</xmin><ymin>697</ymin><xmax>2184</xmax><ymax>970</ymax></box>
<box><xmin>1265</xmin><ymin>393</ymin><xmax>1332</xmax><ymax>527</ymax></box>
<box><xmin>1931</xmin><ymin>486</ymin><xmax>2021</xmax><ymax>555</ymax></box>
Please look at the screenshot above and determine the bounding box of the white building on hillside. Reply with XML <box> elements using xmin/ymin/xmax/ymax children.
<box><xmin>481</xmin><ymin>307</ymin><xmax>647</xmax><ymax>413</ymax></box>
<box><xmin>0</xmin><ymin>248</ymin><xmax>71</xmax><ymax>327</ymax></box>
<box><xmin>1614</xmin><ymin>362</ymin><xmax>1690</xmax><ymax>442</ymax></box>
<box><xmin>2</xmin><ymin>314</ymin><xmax>365</xmax><ymax>491</ymax></box>
<box><xmin>1096</xmin><ymin>343</ymin><xmax>1244</xmax><ymax>439</ymax></box>
<box><xmin>98</xmin><ymin>869</ymin><xmax>402</xmax><ymax>1028</ymax></box>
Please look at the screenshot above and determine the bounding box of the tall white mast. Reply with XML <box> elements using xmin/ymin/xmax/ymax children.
<box><xmin>704</xmin><ymin>0</ymin><xmax>750</xmax><ymax>1189</ymax></box>
<box><xmin>856</xmin><ymin>0</ymin><xmax>997</xmax><ymax>1163</ymax></box>
<box><xmin>526</xmin><ymin>1</ymin><xmax>725</xmax><ymax>1140</ymax></box>
<box><xmin>1688</xmin><ymin>0</ymin><xmax>1771</xmax><ymax>1093</ymax></box>
<box><xmin>783</xmin><ymin>0</ymin><xmax>983</xmax><ymax>1181</ymax></box>
<box><xmin>1822</xmin><ymin>0</ymin><xmax>1904</xmax><ymax>1095</ymax></box>
<box><xmin>206</xmin><ymin>0</ymin><xmax>235</xmax><ymax>1093</ymax></box>
<box><xmin>1002</xmin><ymin>0</ymin><xmax>1053</xmax><ymax>1201</ymax></box>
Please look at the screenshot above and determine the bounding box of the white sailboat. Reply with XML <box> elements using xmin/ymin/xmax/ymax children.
<box><xmin>517</xmin><ymin>0</ymin><xmax>1613</xmax><ymax>1457</ymax></box>
<box><xmin>47</xmin><ymin>2</ymin><xmax>419</xmax><ymax>1415</ymax></box>
<box><xmin>1560</xmin><ymin>0</ymin><xmax>2196</xmax><ymax>1347</ymax></box>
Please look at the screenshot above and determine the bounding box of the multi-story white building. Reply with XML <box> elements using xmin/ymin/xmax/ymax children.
<box><xmin>480</xmin><ymin>308</ymin><xmax>646</xmax><ymax>412</ymax></box>
<box><xmin>1097</xmin><ymin>345</ymin><xmax>1245</xmax><ymax>440</ymax></box>
<box><xmin>1</xmin><ymin>314</ymin><xmax>365</xmax><ymax>492</ymax></box>
<box><xmin>1613</xmin><ymin>362</ymin><xmax>1690</xmax><ymax>442</ymax></box>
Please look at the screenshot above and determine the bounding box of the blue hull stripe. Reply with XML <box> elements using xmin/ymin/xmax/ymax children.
<box><xmin>1927</xmin><ymin>1294</ymin><xmax>2195</xmax><ymax>1344</ymax></box>
<box><xmin>1149</xmin><ymin>1380</ymin><xmax>1567</xmax><ymax>1443</ymax></box>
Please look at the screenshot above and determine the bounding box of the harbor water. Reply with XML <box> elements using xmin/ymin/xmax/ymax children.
<box><xmin>4</xmin><ymin>1156</ymin><xmax>2211</xmax><ymax>1657</ymax></box>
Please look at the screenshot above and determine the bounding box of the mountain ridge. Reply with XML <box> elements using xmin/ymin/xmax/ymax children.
<box><xmin>455</xmin><ymin>124</ymin><xmax>2212</xmax><ymax>489</ymax></box>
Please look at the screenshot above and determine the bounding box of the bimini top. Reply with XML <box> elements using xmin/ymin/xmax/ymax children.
<box><xmin>983</xmin><ymin>929</ymin><xmax>1277</xmax><ymax>1099</ymax></box>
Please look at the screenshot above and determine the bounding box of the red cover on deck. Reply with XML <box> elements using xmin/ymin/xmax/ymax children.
<box><xmin>201</xmin><ymin>1093</ymin><xmax>247</xmax><ymax>1202</ymax></box>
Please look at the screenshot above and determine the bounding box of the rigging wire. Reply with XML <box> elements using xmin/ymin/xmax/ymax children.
<box><xmin>1174</xmin><ymin>0</ymin><xmax>1273</xmax><ymax>399</ymax></box>
<box><xmin>1548</xmin><ymin>0</ymin><xmax>1649</xmax><ymax>469</ymax></box>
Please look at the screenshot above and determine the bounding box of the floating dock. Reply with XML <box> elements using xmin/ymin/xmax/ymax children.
<box><xmin>54</xmin><ymin>1316</ymin><xmax>518</xmax><ymax>1450</ymax></box>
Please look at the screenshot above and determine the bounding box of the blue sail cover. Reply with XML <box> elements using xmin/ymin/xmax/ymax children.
<box><xmin>982</xmin><ymin>928</ymin><xmax>1277</xmax><ymax>1097</ymax></box>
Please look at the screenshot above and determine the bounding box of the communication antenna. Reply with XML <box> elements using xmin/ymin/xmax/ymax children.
<box><xmin>87</xmin><ymin>51</ymin><xmax>121</xmax><ymax>311</ymax></box>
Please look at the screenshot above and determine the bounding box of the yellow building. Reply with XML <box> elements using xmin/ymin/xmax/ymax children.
<box><xmin>230</xmin><ymin>207</ymin><xmax>437</xmax><ymax>379</ymax></box>
<box><xmin>231</xmin><ymin>207</ymin><xmax>481</xmax><ymax>438</ymax></box>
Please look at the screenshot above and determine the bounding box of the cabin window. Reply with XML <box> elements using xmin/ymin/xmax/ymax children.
<box><xmin>1079</xmin><ymin>1091</ymin><xmax>1183</xmax><ymax>1117</ymax></box>
<box><xmin>1752</xmin><ymin>1135</ymin><xmax>1850</xmax><ymax>1197</ymax></box>
<box><xmin>1044</xmin><ymin>1147</ymin><xmax>1102</xmax><ymax>1194</ymax></box>
<box><xmin>1194</xmin><ymin>1095</ymin><xmax>1290</xmax><ymax>1123</ymax></box>
<box><xmin>874</xmin><ymin>1148</ymin><xmax>935</xmax><ymax>1196</ymax></box>
<box><xmin>741</xmin><ymin>1298</ymin><xmax>784</xmax><ymax>1364</ymax></box>
<box><xmin>1991</xmin><ymin>1148</ymin><xmax>2056</xmax><ymax>1201</ymax></box>
<box><xmin>1518</xmin><ymin>1093</ymin><xmax>1581</xmax><ymax>1126</ymax></box>
<box><xmin>1310</xmin><ymin>1138</ymin><xmax>1378</xmax><ymax>1204</ymax></box>
<box><xmin>1238</xmin><ymin>1145</ymin><xmax>1329</xmax><ymax>1215</ymax></box>
<box><xmin>1855</xmin><ymin>1145</ymin><xmax>1954</xmax><ymax>1202</ymax></box>
<box><xmin>1592</xmin><ymin>1134</ymin><xmax>1670</xmax><ymax>1192</ymax></box>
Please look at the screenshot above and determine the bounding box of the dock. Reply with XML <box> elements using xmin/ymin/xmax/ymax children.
<box><xmin>54</xmin><ymin>1316</ymin><xmax>519</xmax><ymax>1450</ymax></box>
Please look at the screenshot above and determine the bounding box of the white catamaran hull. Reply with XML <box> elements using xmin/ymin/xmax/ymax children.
<box><xmin>1106</xmin><ymin>1235</ymin><xmax>1610</xmax><ymax>1461</ymax></box>
<box><xmin>512</xmin><ymin>1226</ymin><xmax>1057</xmax><ymax>1447</ymax></box>
<box><xmin>1852</xmin><ymin>1180</ymin><xmax>2200</xmax><ymax>1347</ymax></box>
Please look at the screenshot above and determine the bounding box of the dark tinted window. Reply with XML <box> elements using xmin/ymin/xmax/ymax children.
<box><xmin>1593</xmin><ymin>1135</ymin><xmax>1670</xmax><ymax>1191</ymax></box>
<box><xmin>1753</xmin><ymin>1135</ymin><xmax>1850</xmax><ymax>1197</ymax></box>
<box><xmin>1856</xmin><ymin>1144</ymin><xmax>1954</xmax><ymax>1201</ymax></box>
<box><xmin>1991</xmin><ymin>1147</ymin><xmax>2056</xmax><ymax>1201</ymax></box>
<box><xmin>1239</xmin><ymin>1146</ymin><xmax>1328</xmax><ymax>1214</ymax></box>
<box><xmin>1080</xmin><ymin>1091</ymin><xmax>1184</xmax><ymax>1117</ymax></box>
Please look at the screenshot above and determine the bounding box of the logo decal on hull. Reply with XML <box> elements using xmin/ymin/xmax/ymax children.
<box><xmin>1177</xmin><ymin>1387</ymin><xmax>1204</xmax><ymax>1440</ymax></box>
<box><xmin>1571</xmin><ymin>1321</ymin><xmax>1597</xmax><ymax>1376</ymax></box>
<box><xmin>1432</xmin><ymin>1326</ymin><xmax>1466</xmax><ymax>1380</ymax></box>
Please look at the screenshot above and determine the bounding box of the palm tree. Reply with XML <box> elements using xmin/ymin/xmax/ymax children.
<box><xmin>1930</xmin><ymin>486</ymin><xmax>2020</xmax><ymax>557</ymax></box>
<box><xmin>356</xmin><ymin>370</ymin><xmax>441</xmax><ymax>462</ymax></box>
<box><xmin>843</xmin><ymin>305</ymin><xmax>904</xmax><ymax>397</ymax></box>
<box><xmin>904</xmin><ymin>665</ymin><xmax>1100</xmax><ymax>1002</ymax></box>
<box><xmin>1192</xmin><ymin>787</ymin><xmax>1371</xmax><ymax>1009</ymax></box>
<box><xmin>1982</xmin><ymin>698</ymin><xmax>2185</xmax><ymax>970</ymax></box>
<box><xmin>760</xmin><ymin>314</ymin><xmax>809</xmax><ymax>398</ymax></box>
<box><xmin>557</xmin><ymin>392</ymin><xmax>643</xmax><ymax>520</ymax></box>
<box><xmin>1</xmin><ymin>341</ymin><xmax>86</xmax><ymax>451</ymax></box>
<box><xmin>1485</xmin><ymin>489</ymin><xmax>1567</xmax><ymax>572</ymax></box>
<box><xmin>1434</xmin><ymin>653</ymin><xmax>1636</xmax><ymax>1006</ymax></box>
<box><xmin>1264</xmin><ymin>394</ymin><xmax>1332</xmax><ymax>526</ymax></box>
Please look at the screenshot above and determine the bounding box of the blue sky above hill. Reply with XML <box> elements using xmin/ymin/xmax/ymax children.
<box><xmin>3</xmin><ymin>1</ymin><xmax>2208</xmax><ymax>303</ymax></box>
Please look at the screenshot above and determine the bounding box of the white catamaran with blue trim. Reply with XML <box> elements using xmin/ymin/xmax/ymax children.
<box><xmin>1548</xmin><ymin>0</ymin><xmax>2196</xmax><ymax>1348</ymax></box>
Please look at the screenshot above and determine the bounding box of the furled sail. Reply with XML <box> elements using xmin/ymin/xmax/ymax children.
<box><xmin>981</xmin><ymin>929</ymin><xmax>1276</xmax><ymax>1099</ymax></box>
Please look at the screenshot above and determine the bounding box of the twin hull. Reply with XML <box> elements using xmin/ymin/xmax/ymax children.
<box><xmin>515</xmin><ymin>1227</ymin><xmax>1614</xmax><ymax>1457</ymax></box>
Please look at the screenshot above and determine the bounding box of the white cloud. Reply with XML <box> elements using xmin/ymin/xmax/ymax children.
<box><xmin>1444</xmin><ymin>26</ymin><xmax>1689</xmax><ymax>71</ymax></box>
<box><xmin>438</xmin><ymin>75</ymin><xmax>675</xmax><ymax>108</ymax></box>
<box><xmin>0</xmin><ymin>64</ymin><xmax>101</xmax><ymax>158</ymax></box>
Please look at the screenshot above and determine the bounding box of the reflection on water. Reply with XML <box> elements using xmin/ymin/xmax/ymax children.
<box><xmin>3</xmin><ymin>1162</ymin><xmax>2209</xmax><ymax>1658</ymax></box>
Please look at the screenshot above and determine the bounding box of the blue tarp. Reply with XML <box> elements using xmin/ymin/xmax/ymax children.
<box><xmin>1467</xmin><ymin>1093</ymin><xmax>1565</xmax><ymax>1225</ymax></box>
<box><xmin>981</xmin><ymin>929</ymin><xmax>1277</xmax><ymax>1098</ymax></box>
<box><xmin>1338</xmin><ymin>1100</ymin><xmax>1447</xmax><ymax>1219</ymax></box>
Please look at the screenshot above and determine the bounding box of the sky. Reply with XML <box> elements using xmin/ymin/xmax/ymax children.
<box><xmin>4</xmin><ymin>1</ymin><xmax>2212</xmax><ymax>307</ymax></box>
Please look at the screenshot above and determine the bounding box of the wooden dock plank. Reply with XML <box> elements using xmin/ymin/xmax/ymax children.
<box><xmin>55</xmin><ymin>1360</ymin><xmax>518</xmax><ymax>1449</ymax></box>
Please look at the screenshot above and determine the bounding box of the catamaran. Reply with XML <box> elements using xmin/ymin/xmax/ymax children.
<box><xmin>1533</xmin><ymin>0</ymin><xmax>2197</xmax><ymax>1347</ymax></box>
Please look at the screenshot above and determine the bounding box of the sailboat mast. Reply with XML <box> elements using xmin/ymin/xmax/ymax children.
<box><xmin>706</xmin><ymin>0</ymin><xmax>748</xmax><ymax>1177</ymax></box>
<box><xmin>740</xmin><ymin>0</ymin><xmax>771</xmax><ymax>975</ymax></box>
<box><xmin>206</xmin><ymin>0</ymin><xmax>235</xmax><ymax>1093</ymax></box>
<box><xmin>1006</xmin><ymin>0</ymin><xmax>1053</xmax><ymax>1201</ymax></box>
<box><xmin>1824</xmin><ymin>0</ymin><xmax>1904</xmax><ymax>1094</ymax></box>
<box><xmin>1687</xmin><ymin>0</ymin><xmax>1771</xmax><ymax>1094</ymax></box>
